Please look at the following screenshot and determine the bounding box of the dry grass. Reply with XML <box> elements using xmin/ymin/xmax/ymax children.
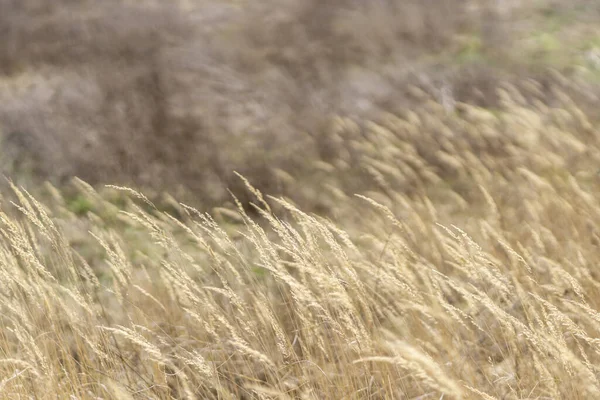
<box><xmin>3</xmin><ymin>1</ymin><xmax>600</xmax><ymax>399</ymax></box>
<box><xmin>2</xmin><ymin>77</ymin><xmax>600</xmax><ymax>398</ymax></box>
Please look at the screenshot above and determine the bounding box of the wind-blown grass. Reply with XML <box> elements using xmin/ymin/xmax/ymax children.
<box><xmin>2</xmin><ymin>80</ymin><xmax>600</xmax><ymax>399</ymax></box>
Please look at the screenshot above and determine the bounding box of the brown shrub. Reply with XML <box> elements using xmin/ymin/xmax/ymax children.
<box><xmin>0</xmin><ymin>0</ymin><xmax>528</xmax><ymax>210</ymax></box>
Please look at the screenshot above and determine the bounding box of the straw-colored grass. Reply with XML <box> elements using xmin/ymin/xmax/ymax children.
<box><xmin>2</xmin><ymin>76</ymin><xmax>600</xmax><ymax>399</ymax></box>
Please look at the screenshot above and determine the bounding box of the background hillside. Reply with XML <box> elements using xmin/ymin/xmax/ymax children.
<box><xmin>1</xmin><ymin>0</ymin><xmax>598</xmax><ymax>208</ymax></box>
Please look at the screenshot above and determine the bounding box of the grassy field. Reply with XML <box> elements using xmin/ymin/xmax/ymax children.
<box><xmin>2</xmin><ymin>0</ymin><xmax>600</xmax><ymax>399</ymax></box>
<box><xmin>2</xmin><ymin>83</ymin><xmax>600</xmax><ymax>398</ymax></box>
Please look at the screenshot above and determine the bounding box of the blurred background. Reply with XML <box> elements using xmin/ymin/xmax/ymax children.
<box><xmin>0</xmin><ymin>0</ymin><xmax>599</xmax><ymax>211</ymax></box>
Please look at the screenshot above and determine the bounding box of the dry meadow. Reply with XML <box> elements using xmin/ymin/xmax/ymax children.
<box><xmin>2</xmin><ymin>1</ymin><xmax>600</xmax><ymax>399</ymax></box>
